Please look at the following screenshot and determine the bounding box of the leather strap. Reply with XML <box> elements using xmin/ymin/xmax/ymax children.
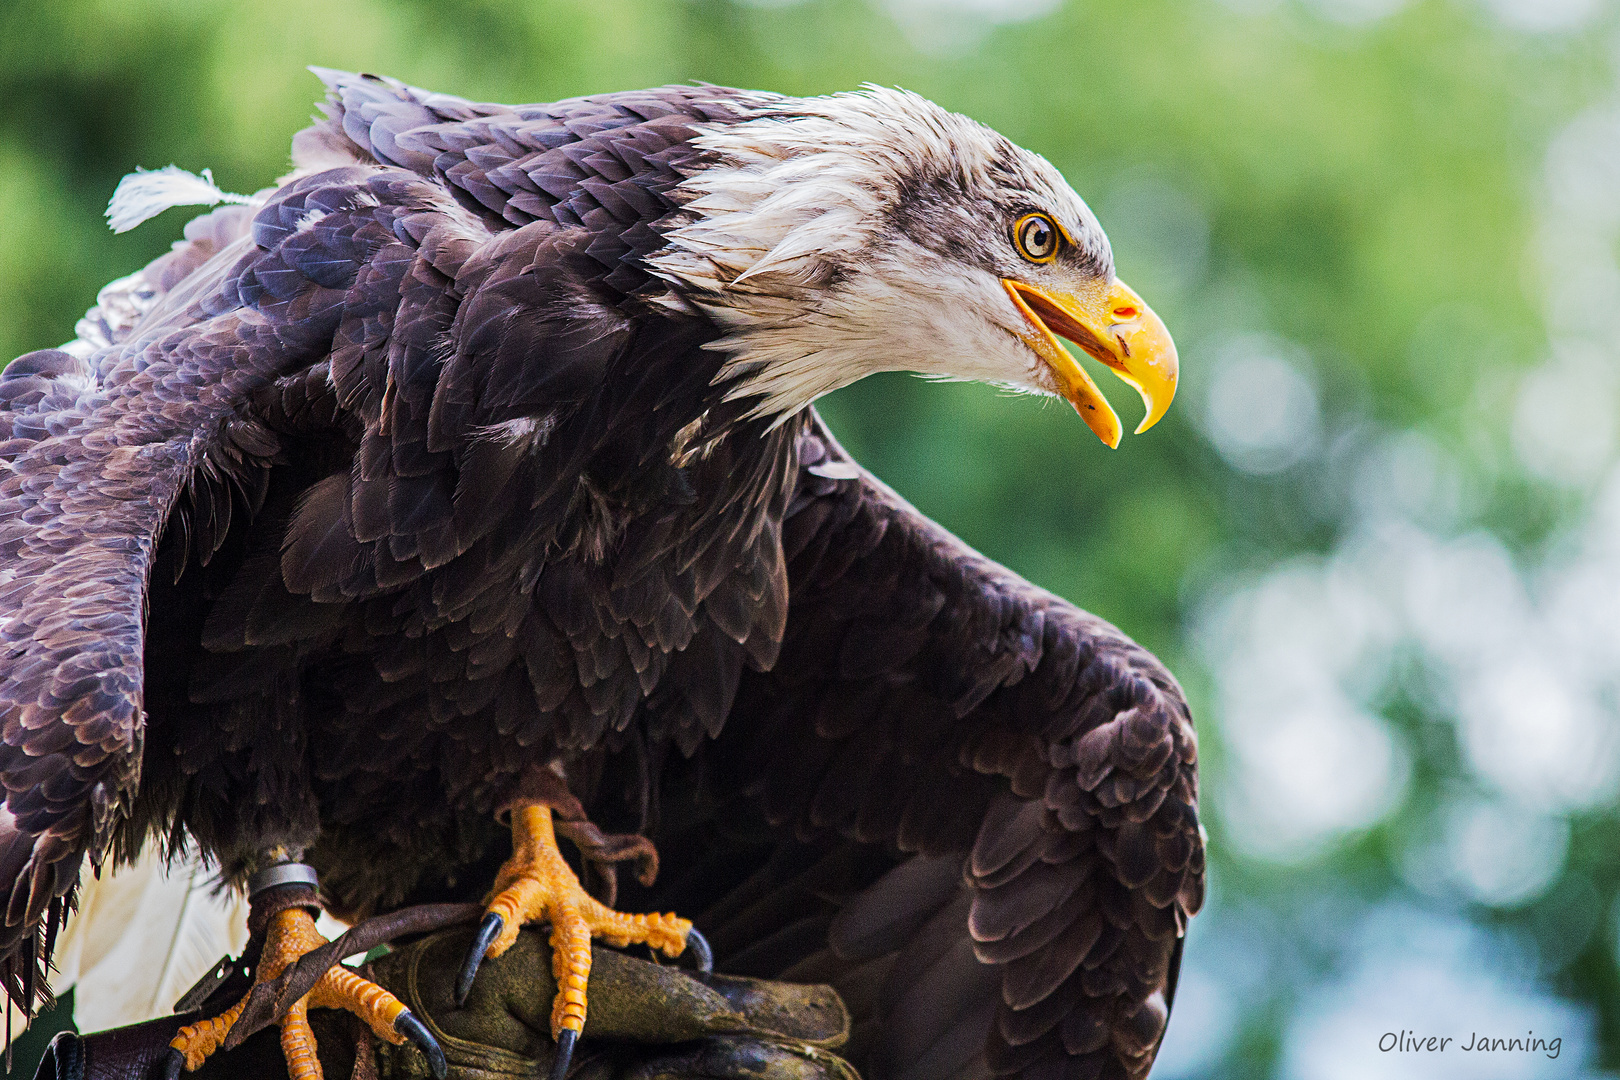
<box><xmin>245</xmin><ymin>883</ymin><xmax>321</xmax><ymax>940</ymax></box>
<box><xmin>32</xmin><ymin>1031</ymin><xmax>84</xmax><ymax>1080</ymax></box>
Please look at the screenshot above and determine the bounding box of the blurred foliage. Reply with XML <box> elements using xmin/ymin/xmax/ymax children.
<box><xmin>2</xmin><ymin>0</ymin><xmax>1618</xmax><ymax>1076</ymax></box>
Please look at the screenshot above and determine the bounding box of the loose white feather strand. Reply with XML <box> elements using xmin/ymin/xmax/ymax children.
<box><xmin>106</xmin><ymin>166</ymin><xmax>251</xmax><ymax>234</ymax></box>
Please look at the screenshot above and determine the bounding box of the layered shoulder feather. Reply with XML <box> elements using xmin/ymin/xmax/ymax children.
<box><xmin>671</xmin><ymin>417</ymin><xmax>1204</xmax><ymax>1080</ymax></box>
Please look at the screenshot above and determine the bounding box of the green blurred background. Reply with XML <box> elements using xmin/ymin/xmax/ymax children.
<box><xmin>4</xmin><ymin>0</ymin><xmax>1620</xmax><ymax>1075</ymax></box>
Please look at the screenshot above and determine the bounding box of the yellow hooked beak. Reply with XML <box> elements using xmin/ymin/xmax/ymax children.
<box><xmin>1002</xmin><ymin>277</ymin><xmax>1179</xmax><ymax>448</ymax></box>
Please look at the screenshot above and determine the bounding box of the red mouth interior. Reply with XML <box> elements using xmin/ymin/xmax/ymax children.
<box><xmin>1018</xmin><ymin>287</ymin><xmax>1120</xmax><ymax>370</ymax></box>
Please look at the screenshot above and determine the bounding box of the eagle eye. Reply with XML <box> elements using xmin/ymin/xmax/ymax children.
<box><xmin>1012</xmin><ymin>213</ymin><xmax>1060</xmax><ymax>263</ymax></box>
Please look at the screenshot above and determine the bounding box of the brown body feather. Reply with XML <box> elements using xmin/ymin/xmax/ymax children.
<box><xmin>0</xmin><ymin>73</ymin><xmax>1201</xmax><ymax>1080</ymax></box>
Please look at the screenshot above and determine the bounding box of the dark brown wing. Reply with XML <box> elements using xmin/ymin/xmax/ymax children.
<box><xmin>692</xmin><ymin>416</ymin><xmax>1204</xmax><ymax>1080</ymax></box>
<box><xmin>0</xmin><ymin>204</ymin><xmax>276</xmax><ymax>1012</ymax></box>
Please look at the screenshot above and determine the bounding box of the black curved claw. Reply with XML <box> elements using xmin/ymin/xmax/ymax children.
<box><xmin>684</xmin><ymin>927</ymin><xmax>713</xmax><ymax>973</ymax></box>
<box><xmin>158</xmin><ymin>1047</ymin><xmax>185</xmax><ymax>1080</ymax></box>
<box><xmin>455</xmin><ymin>911</ymin><xmax>505</xmax><ymax>1006</ymax></box>
<box><xmin>550</xmin><ymin>1027</ymin><xmax>578</xmax><ymax>1080</ymax></box>
<box><xmin>394</xmin><ymin>1010</ymin><xmax>447</xmax><ymax>1080</ymax></box>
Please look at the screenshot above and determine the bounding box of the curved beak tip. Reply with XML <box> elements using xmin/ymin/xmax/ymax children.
<box><xmin>1099</xmin><ymin>281</ymin><xmax>1178</xmax><ymax>442</ymax></box>
<box><xmin>1004</xmin><ymin>277</ymin><xmax>1179</xmax><ymax>448</ymax></box>
<box><xmin>1128</xmin><ymin>352</ymin><xmax>1178</xmax><ymax>436</ymax></box>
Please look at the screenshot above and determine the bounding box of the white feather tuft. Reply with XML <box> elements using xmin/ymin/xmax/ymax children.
<box><xmin>106</xmin><ymin>166</ymin><xmax>252</xmax><ymax>234</ymax></box>
<box><xmin>475</xmin><ymin>414</ymin><xmax>558</xmax><ymax>451</ymax></box>
<box><xmin>26</xmin><ymin>846</ymin><xmax>252</xmax><ymax>1036</ymax></box>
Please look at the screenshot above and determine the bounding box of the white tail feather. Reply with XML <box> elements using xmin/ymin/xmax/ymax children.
<box><xmin>106</xmin><ymin>166</ymin><xmax>251</xmax><ymax>234</ymax></box>
<box><xmin>36</xmin><ymin>848</ymin><xmax>250</xmax><ymax>1034</ymax></box>
<box><xmin>144</xmin><ymin>860</ymin><xmax>243</xmax><ymax>1020</ymax></box>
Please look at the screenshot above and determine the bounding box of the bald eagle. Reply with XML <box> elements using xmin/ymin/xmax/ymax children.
<box><xmin>0</xmin><ymin>72</ymin><xmax>1202</xmax><ymax>1080</ymax></box>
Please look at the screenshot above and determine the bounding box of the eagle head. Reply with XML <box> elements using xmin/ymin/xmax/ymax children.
<box><xmin>647</xmin><ymin>86</ymin><xmax>1179</xmax><ymax>448</ymax></box>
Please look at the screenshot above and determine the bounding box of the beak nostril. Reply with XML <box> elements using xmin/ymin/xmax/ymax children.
<box><xmin>1112</xmin><ymin>307</ymin><xmax>1138</xmax><ymax>321</ymax></box>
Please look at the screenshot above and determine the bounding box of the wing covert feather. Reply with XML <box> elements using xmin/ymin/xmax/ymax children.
<box><xmin>729</xmin><ymin>415</ymin><xmax>1204</xmax><ymax>1080</ymax></box>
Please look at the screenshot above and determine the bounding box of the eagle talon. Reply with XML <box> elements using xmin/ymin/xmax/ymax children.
<box><xmin>167</xmin><ymin>907</ymin><xmax>416</xmax><ymax>1080</ymax></box>
<box><xmin>394</xmin><ymin>1010</ymin><xmax>447</xmax><ymax>1079</ymax></box>
<box><xmin>475</xmin><ymin>804</ymin><xmax>693</xmax><ymax>1047</ymax></box>
<box><xmin>455</xmin><ymin>912</ymin><xmax>505</xmax><ymax>1006</ymax></box>
<box><xmin>683</xmin><ymin>928</ymin><xmax>713</xmax><ymax>973</ymax></box>
<box><xmin>550</xmin><ymin>1027</ymin><xmax>578</xmax><ymax>1080</ymax></box>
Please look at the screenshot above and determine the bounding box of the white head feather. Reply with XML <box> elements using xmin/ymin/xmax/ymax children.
<box><xmin>646</xmin><ymin>86</ymin><xmax>1114</xmax><ymax>422</ymax></box>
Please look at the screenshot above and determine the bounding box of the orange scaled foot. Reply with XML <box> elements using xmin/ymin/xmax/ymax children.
<box><xmin>455</xmin><ymin>805</ymin><xmax>709</xmax><ymax>1080</ymax></box>
<box><xmin>162</xmin><ymin>906</ymin><xmax>446</xmax><ymax>1080</ymax></box>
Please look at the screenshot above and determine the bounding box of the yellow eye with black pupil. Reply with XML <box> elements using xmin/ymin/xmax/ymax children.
<box><xmin>1013</xmin><ymin>213</ymin><xmax>1060</xmax><ymax>263</ymax></box>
